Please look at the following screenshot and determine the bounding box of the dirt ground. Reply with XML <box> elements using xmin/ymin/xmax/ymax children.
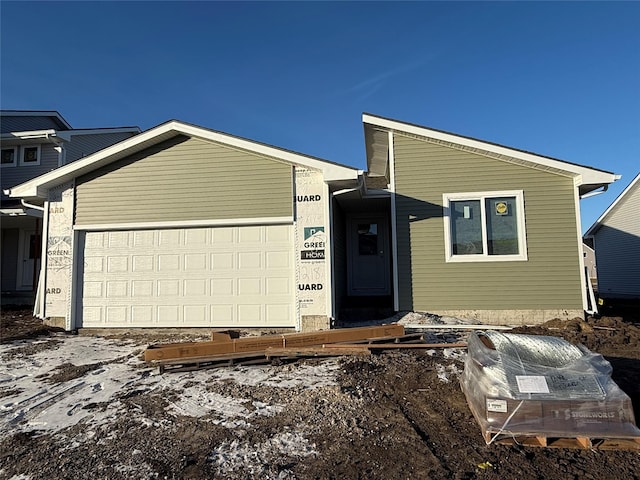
<box><xmin>1</xmin><ymin>306</ymin><xmax>639</xmax><ymax>480</ymax></box>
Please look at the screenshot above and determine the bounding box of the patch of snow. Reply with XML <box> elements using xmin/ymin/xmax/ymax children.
<box><xmin>436</xmin><ymin>363</ymin><xmax>463</xmax><ymax>383</ymax></box>
<box><xmin>1</xmin><ymin>335</ymin><xmax>340</xmax><ymax>442</ymax></box>
<box><xmin>209</xmin><ymin>431</ymin><xmax>316</xmax><ymax>477</ymax></box>
<box><xmin>443</xmin><ymin>348</ymin><xmax>466</xmax><ymax>361</ymax></box>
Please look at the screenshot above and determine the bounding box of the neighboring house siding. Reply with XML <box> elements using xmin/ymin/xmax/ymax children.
<box><xmin>1</xmin><ymin>144</ymin><xmax>59</xmax><ymax>202</ymax></box>
<box><xmin>393</xmin><ymin>134</ymin><xmax>582</xmax><ymax>311</ymax></box>
<box><xmin>75</xmin><ymin>136</ymin><xmax>293</xmax><ymax>225</ymax></box>
<box><xmin>65</xmin><ymin>132</ymin><xmax>136</xmax><ymax>163</ymax></box>
<box><xmin>0</xmin><ymin>116</ymin><xmax>64</xmax><ymax>133</ymax></box>
<box><xmin>594</xmin><ymin>183</ymin><xmax>640</xmax><ymax>298</ymax></box>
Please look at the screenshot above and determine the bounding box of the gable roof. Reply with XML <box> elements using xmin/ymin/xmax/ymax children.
<box><xmin>6</xmin><ymin>120</ymin><xmax>360</xmax><ymax>201</ymax></box>
<box><xmin>584</xmin><ymin>172</ymin><xmax>640</xmax><ymax>237</ymax></box>
<box><xmin>363</xmin><ymin>113</ymin><xmax>619</xmax><ymax>195</ymax></box>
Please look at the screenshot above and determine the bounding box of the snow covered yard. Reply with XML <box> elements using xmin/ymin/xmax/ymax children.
<box><xmin>0</xmin><ymin>334</ymin><xmax>341</xmax><ymax>479</ymax></box>
<box><xmin>2</xmin><ymin>314</ymin><xmax>639</xmax><ymax>480</ymax></box>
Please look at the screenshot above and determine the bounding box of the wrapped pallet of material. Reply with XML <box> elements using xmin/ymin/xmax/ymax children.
<box><xmin>461</xmin><ymin>331</ymin><xmax>640</xmax><ymax>446</ymax></box>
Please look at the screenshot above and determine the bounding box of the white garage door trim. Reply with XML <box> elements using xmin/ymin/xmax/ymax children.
<box><xmin>76</xmin><ymin>224</ymin><xmax>296</xmax><ymax>328</ymax></box>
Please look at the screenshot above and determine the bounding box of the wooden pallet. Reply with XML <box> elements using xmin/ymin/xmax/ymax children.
<box><xmin>154</xmin><ymin>352</ymin><xmax>271</xmax><ymax>373</ymax></box>
<box><xmin>484</xmin><ymin>430</ymin><xmax>640</xmax><ymax>451</ymax></box>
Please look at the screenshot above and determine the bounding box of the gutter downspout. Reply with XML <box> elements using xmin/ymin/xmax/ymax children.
<box><xmin>21</xmin><ymin>199</ymin><xmax>44</xmax><ymax>212</ymax></box>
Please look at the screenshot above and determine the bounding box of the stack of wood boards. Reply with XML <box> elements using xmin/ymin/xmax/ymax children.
<box><xmin>145</xmin><ymin>324</ymin><xmax>468</xmax><ymax>372</ymax></box>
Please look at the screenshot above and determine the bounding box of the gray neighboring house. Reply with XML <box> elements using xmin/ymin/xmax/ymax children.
<box><xmin>584</xmin><ymin>173</ymin><xmax>640</xmax><ymax>302</ymax></box>
<box><xmin>1</xmin><ymin>111</ymin><xmax>140</xmax><ymax>303</ymax></box>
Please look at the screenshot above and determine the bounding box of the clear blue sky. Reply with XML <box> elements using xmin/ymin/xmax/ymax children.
<box><xmin>2</xmin><ymin>1</ymin><xmax>638</xmax><ymax>232</ymax></box>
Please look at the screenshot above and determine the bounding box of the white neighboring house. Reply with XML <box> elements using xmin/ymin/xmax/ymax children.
<box><xmin>1</xmin><ymin>111</ymin><xmax>140</xmax><ymax>303</ymax></box>
<box><xmin>584</xmin><ymin>173</ymin><xmax>640</xmax><ymax>302</ymax></box>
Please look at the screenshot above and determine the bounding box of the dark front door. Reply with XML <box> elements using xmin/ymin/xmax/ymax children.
<box><xmin>347</xmin><ymin>216</ymin><xmax>390</xmax><ymax>296</ymax></box>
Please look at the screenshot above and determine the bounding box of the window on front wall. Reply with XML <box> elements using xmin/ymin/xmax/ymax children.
<box><xmin>1</xmin><ymin>147</ymin><xmax>17</xmax><ymax>167</ymax></box>
<box><xmin>443</xmin><ymin>190</ymin><xmax>527</xmax><ymax>262</ymax></box>
<box><xmin>20</xmin><ymin>145</ymin><xmax>41</xmax><ymax>166</ymax></box>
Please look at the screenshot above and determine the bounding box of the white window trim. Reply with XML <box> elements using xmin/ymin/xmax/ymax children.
<box><xmin>20</xmin><ymin>144</ymin><xmax>41</xmax><ymax>166</ymax></box>
<box><xmin>1</xmin><ymin>146</ymin><xmax>18</xmax><ymax>167</ymax></box>
<box><xmin>443</xmin><ymin>190</ymin><xmax>528</xmax><ymax>263</ymax></box>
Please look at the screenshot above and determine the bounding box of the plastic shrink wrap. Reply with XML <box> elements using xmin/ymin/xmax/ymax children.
<box><xmin>461</xmin><ymin>331</ymin><xmax>640</xmax><ymax>443</ymax></box>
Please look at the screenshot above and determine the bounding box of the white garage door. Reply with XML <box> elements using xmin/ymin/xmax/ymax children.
<box><xmin>78</xmin><ymin>225</ymin><xmax>296</xmax><ymax>328</ymax></box>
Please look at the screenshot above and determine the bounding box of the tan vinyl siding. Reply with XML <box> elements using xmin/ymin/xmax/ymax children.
<box><xmin>65</xmin><ymin>132</ymin><xmax>137</xmax><ymax>163</ymax></box>
<box><xmin>1</xmin><ymin>144</ymin><xmax>59</xmax><ymax>202</ymax></box>
<box><xmin>393</xmin><ymin>134</ymin><xmax>582</xmax><ymax>311</ymax></box>
<box><xmin>75</xmin><ymin>136</ymin><xmax>293</xmax><ymax>225</ymax></box>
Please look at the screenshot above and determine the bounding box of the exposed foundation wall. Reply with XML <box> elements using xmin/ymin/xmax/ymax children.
<box><xmin>422</xmin><ymin>309</ymin><xmax>585</xmax><ymax>326</ymax></box>
<box><xmin>44</xmin><ymin>316</ymin><xmax>66</xmax><ymax>328</ymax></box>
<box><xmin>300</xmin><ymin>315</ymin><xmax>331</xmax><ymax>332</ymax></box>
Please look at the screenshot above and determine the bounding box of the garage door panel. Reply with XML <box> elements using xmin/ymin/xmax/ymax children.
<box><xmin>80</xmin><ymin>226</ymin><xmax>295</xmax><ymax>328</ymax></box>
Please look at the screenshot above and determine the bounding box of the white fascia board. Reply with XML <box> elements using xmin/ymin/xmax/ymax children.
<box><xmin>8</xmin><ymin>120</ymin><xmax>359</xmax><ymax>199</ymax></box>
<box><xmin>362</xmin><ymin>114</ymin><xmax>618</xmax><ymax>186</ymax></box>
<box><xmin>584</xmin><ymin>172</ymin><xmax>640</xmax><ymax>237</ymax></box>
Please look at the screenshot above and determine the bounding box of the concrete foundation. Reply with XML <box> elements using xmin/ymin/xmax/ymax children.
<box><xmin>300</xmin><ymin>315</ymin><xmax>330</xmax><ymax>332</ymax></box>
<box><xmin>44</xmin><ymin>316</ymin><xmax>66</xmax><ymax>328</ymax></box>
<box><xmin>425</xmin><ymin>309</ymin><xmax>585</xmax><ymax>326</ymax></box>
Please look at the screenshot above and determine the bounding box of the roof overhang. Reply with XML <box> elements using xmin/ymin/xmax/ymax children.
<box><xmin>363</xmin><ymin>113</ymin><xmax>620</xmax><ymax>194</ymax></box>
<box><xmin>0</xmin><ymin>129</ymin><xmax>65</xmax><ymax>146</ymax></box>
<box><xmin>7</xmin><ymin>120</ymin><xmax>359</xmax><ymax>201</ymax></box>
<box><xmin>1</xmin><ymin>126</ymin><xmax>141</xmax><ymax>145</ymax></box>
<box><xmin>0</xmin><ymin>110</ymin><xmax>72</xmax><ymax>130</ymax></box>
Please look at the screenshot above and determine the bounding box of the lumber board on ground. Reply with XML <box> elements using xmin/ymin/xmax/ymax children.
<box><xmin>323</xmin><ymin>342</ymin><xmax>467</xmax><ymax>349</ymax></box>
<box><xmin>265</xmin><ymin>346</ymin><xmax>371</xmax><ymax>358</ymax></box>
<box><xmin>403</xmin><ymin>324</ymin><xmax>512</xmax><ymax>330</ymax></box>
<box><xmin>346</xmin><ymin>333</ymin><xmax>426</xmax><ymax>344</ymax></box>
<box><xmin>144</xmin><ymin>324</ymin><xmax>404</xmax><ymax>361</ymax></box>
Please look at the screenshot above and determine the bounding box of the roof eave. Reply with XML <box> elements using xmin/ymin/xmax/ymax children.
<box><xmin>7</xmin><ymin>120</ymin><xmax>359</xmax><ymax>199</ymax></box>
<box><xmin>362</xmin><ymin>113</ymin><xmax>618</xmax><ymax>185</ymax></box>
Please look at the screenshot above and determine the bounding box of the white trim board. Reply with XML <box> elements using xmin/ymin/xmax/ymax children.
<box><xmin>73</xmin><ymin>216</ymin><xmax>295</xmax><ymax>231</ymax></box>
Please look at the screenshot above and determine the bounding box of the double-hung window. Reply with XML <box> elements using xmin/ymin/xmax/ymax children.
<box><xmin>1</xmin><ymin>147</ymin><xmax>17</xmax><ymax>167</ymax></box>
<box><xmin>443</xmin><ymin>190</ymin><xmax>527</xmax><ymax>262</ymax></box>
<box><xmin>20</xmin><ymin>145</ymin><xmax>41</xmax><ymax>166</ymax></box>
<box><xmin>1</xmin><ymin>145</ymin><xmax>41</xmax><ymax>167</ymax></box>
